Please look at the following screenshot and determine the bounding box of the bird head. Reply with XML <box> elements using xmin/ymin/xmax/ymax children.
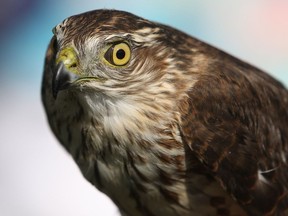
<box><xmin>41</xmin><ymin>10</ymin><xmax>203</xmax><ymax>143</ymax></box>
<box><xmin>43</xmin><ymin>10</ymin><xmax>180</xmax><ymax>101</ymax></box>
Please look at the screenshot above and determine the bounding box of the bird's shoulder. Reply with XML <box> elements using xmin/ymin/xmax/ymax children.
<box><xmin>178</xmin><ymin>55</ymin><xmax>288</xmax><ymax>215</ymax></box>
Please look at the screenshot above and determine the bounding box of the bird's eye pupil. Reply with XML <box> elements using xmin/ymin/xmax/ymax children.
<box><xmin>116</xmin><ymin>49</ymin><xmax>125</xmax><ymax>60</ymax></box>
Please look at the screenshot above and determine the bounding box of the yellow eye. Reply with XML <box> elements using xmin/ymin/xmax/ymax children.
<box><xmin>104</xmin><ymin>42</ymin><xmax>131</xmax><ymax>66</ymax></box>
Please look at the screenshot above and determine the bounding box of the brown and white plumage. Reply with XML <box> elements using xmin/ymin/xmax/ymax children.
<box><xmin>42</xmin><ymin>9</ymin><xmax>288</xmax><ymax>216</ymax></box>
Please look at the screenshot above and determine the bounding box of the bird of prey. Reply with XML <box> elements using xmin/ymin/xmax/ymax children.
<box><xmin>42</xmin><ymin>9</ymin><xmax>288</xmax><ymax>216</ymax></box>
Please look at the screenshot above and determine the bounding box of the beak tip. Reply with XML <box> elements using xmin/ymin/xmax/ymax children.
<box><xmin>52</xmin><ymin>62</ymin><xmax>79</xmax><ymax>99</ymax></box>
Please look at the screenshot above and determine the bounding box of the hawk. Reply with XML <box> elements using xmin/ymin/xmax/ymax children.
<box><xmin>42</xmin><ymin>9</ymin><xmax>288</xmax><ymax>216</ymax></box>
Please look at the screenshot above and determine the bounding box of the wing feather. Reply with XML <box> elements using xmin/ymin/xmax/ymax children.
<box><xmin>180</xmin><ymin>55</ymin><xmax>288</xmax><ymax>215</ymax></box>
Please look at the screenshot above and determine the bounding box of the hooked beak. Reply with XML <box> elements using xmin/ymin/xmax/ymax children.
<box><xmin>52</xmin><ymin>62</ymin><xmax>79</xmax><ymax>99</ymax></box>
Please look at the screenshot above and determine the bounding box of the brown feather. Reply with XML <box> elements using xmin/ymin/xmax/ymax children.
<box><xmin>42</xmin><ymin>9</ymin><xmax>288</xmax><ymax>216</ymax></box>
<box><xmin>180</xmin><ymin>49</ymin><xmax>288</xmax><ymax>215</ymax></box>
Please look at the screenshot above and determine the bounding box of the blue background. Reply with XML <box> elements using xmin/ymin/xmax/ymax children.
<box><xmin>0</xmin><ymin>1</ymin><xmax>287</xmax><ymax>215</ymax></box>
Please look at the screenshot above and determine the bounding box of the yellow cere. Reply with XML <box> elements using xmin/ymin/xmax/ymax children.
<box><xmin>56</xmin><ymin>47</ymin><xmax>79</xmax><ymax>74</ymax></box>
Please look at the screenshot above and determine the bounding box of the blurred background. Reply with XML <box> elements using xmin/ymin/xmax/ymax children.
<box><xmin>0</xmin><ymin>0</ymin><xmax>287</xmax><ymax>215</ymax></box>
